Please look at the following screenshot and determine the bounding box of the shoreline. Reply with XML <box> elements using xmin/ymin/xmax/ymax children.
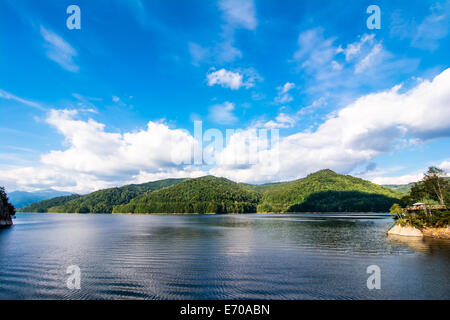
<box><xmin>387</xmin><ymin>224</ymin><xmax>450</xmax><ymax>239</ymax></box>
<box><xmin>19</xmin><ymin>211</ymin><xmax>390</xmax><ymax>216</ymax></box>
<box><xmin>0</xmin><ymin>218</ymin><xmax>13</xmax><ymax>227</ymax></box>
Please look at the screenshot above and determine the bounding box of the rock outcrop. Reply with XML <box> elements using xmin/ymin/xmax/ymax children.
<box><xmin>422</xmin><ymin>227</ymin><xmax>450</xmax><ymax>239</ymax></box>
<box><xmin>388</xmin><ymin>224</ymin><xmax>450</xmax><ymax>239</ymax></box>
<box><xmin>387</xmin><ymin>225</ymin><xmax>423</xmax><ymax>237</ymax></box>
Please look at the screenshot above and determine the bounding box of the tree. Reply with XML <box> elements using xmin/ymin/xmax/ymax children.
<box><xmin>409</xmin><ymin>182</ymin><xmax>428</xmax><ymax>203</ymax></box>
<box><xmin>422</xmin><ymin>166</ymin><xmax>448</xmax><ymax>206</ymax></box>
<box><xmin>0</xmin><ymin>186</ymin><xmax>16</xmax><ymax>217</ymax></box>
<box><xmin>389</xmin><ymin>203</ymin><xmax>404</xmax><ymax>219</ymax></box>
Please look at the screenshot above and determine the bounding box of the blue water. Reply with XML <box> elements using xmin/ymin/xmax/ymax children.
<box><xmin>0</xmin><ymin>213</ymin><xmax>448</xmax><ymax>300</ymax></box>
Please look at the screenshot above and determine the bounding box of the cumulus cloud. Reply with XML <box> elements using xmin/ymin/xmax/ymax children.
<box><xmin>40</xmin><ymin>26</ymin><xmax>79</xmax><ymax>72</ymax></box>
<box><xmin>207</xmin><ymin>69</ymin><xmax>244</xmax><ymax>90</ymax></box>
<box><xmin>0</xmin><ymin>109</ymin><xmax>200</xmax><ymax>193</ymax></box>
<box><xmin>3</xmin><ymin>69</ymin><xmax>450</xmax><ymax>191</ymax></box>
<box><xmin>370</xmin><ymin>159</ymin><xmax>450</xmax><ymax>185</ymax></box>
<box><xmin>42</xmin><ymin>110</ymin><xmax>198</xmax><ymax>175</ymax></box>
<box><xmin>438</xmin><ymin>160</ymin><xmax>450</xmax><ymax>172</ymax></box>
<box><xmin>371</xmin><ymin>173</ymin><xmax>424</xmax><ymax>185</ymax></box>
<box><xmin>207</xmin><ymin>68</ymin><xmax>260</xmax><ymax>90</ymax></box>
<box><xmin>211</xmin><ymin>68</ymin><xmax>450</xmax><ymax>183</ymax></box>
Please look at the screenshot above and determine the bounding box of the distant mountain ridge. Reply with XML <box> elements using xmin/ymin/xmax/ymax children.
<box><xmin>382</xmin><ymin>183</ymin><xmax>415</xmax><ymax>194</ymax></box>
<box><xmin>19</xmin><ymin>179</ymin><xmax>185</xmax><ymax>214</ymax></box>
<box><xmin>19</xmin><ymin>170</ymin><xmax>403</xmax><ymax>214</ymax></box>
<box><xmin>19</xmin><ymin>194</ymin><xmax>81</xmax><ymax>213</ymax></box>
<box><xmin>383</xmin><ymin>177</ymin><xmax>450</xmax><ymax>195</ymax></box>
<box><xmin>9</xmin><ymin>189</ymin><xmax>73</xmax><ymax>208</ymax></box>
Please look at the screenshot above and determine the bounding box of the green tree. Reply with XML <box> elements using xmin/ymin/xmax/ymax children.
<box><xmin>0</xmin><ymin>186</ymin><xmax>16</xmax><ymax>217</ymax></box>
<box><xmin>389</xmin><ymin>203</ymin><xmax>404</xmax><ymax>219</ymax></box>
<box><xmin>422</xmin><ymin>166</ymin><xmax>448</xmax><ymax>206</ymax></box>
<box><xmin>409</xmin><ymin>182</ymin><xmax>428</xmax><ymax>204</ymax></box>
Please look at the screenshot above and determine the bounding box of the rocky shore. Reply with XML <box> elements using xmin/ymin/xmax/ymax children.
<box><xmin>388</xmin><ymin>224</ymin><xmax>450</xmax><ymax>239</ymax></box>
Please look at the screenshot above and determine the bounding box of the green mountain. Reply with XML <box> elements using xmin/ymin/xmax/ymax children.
<box><xmin>113</xmin><ymin>176</ymin><xmax>261</xmax><ymax>214</ymax></box>
<box><xmin>382</xmin><ymin>183</ymin><xmax>415</xmax><ymax>194</ymax></box>
<box><xmin>18</xmin><ymin>194</ymin><xmax>81</xmax><ymax>213</ymax></box>
<box><xmin>19</xmin><ymin>170</ymin><xmax>403</xmax><ymax>214</ymax></box>
<box><xmin>257</xmin><ymin>169</ymin><xmax>402</xmax><ymax>213</ymax></box>
<box><xmin>38</xmin><ymin>179</ymin><xmax>185</xmax><ymax>213</ymax></box>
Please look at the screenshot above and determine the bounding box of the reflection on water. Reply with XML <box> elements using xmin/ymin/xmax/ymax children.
<box><xmin>0</xmin><ymin>213</ymin><xmax>448</xmax><ymax>300</ymax></box>
<box><xmin>388</xmin><ymin>234</ymin><xmax>450</xmax><ymax>255</ymax></box>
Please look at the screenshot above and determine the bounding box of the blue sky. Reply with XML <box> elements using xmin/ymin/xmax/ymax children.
<box><xmin>1</xmin><ymin>0</ymin><xmax>449</xmax><ymax>193</ymax></box>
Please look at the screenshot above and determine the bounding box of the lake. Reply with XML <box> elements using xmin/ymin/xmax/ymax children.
<box><xmin>0</xmin><ymin>213</ymin><xmax>448</xmax><ymax>300</ymax></box>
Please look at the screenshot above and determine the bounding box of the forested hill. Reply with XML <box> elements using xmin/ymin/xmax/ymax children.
<box><xmin>18</xmin><ymin>194</ymin><xmax>81</xmax><ymax>213</ymax></box>
<box><xmin>257</xmin><ymin>169</ymin><xmax>401</xmax><ymax>213</ymax></box>
<box><xmin>113</xmin><ymin>176</ymin><xmax>261</xmax><ymax>214</ymax></box>
<box><xmin>382</xmin><ymin>177</ymin><xmax>450</xmax><ymax>195</ymax></box>
<box><xmin>382</xmin><ymin>183</ymin><xmax>415</xmax><ymax>194</ymax></box>
<box><xmin>19</xmin><ymin>178</ymin><xmax>185</xmax><ymax>213</ymax></box>
<box><xmin>19</xmin><ymin>170</ymin><xmax>403</xmax><ymax>214</ymax></box>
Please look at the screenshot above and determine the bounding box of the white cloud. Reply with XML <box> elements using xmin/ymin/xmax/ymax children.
<box><xmin>208</xmin><ymin>102</ymin><xmax>238</xmax><ymax>124</ymax></box>
<box><xmin>207</xmin><ymin>69</ymin><xmax>244</xmax><ymax>90</ymax></box>
<box><xmin>370</xmin><ymin>159</ymin><xmax>450</xmax><ymax>185</ymax></box>
<box><xmin>0</xmin><ymin>109</ymin><xmax>201</xmax><ymax>193</ymax></box>
<box><xmin>439</xmin><ymin>160</ymin><xmax>450</xmax><ymax>172</ymax></box>
<box><xmin>211</xmin><ymin>68</ymin><xmax>450</xmax><ymax>183</ymax></box>
<box><xmin>4</xmin><ymin>70</ymin><xmax>450</xmax><ymax>191</ymax></box>
<box><xmin>293</xmin><ymin>28</ymin><xmax>337</xmax><ymax>74</ymax></box>
<box><xmin>264</xmin><ymin>113</ymin><xmax>297</xmax><ymax>129</ymax></box>
<box><xmin>188</xmin><ymin>42</ymin><xmax>211</xmax><ymax>66</ymax></box>
<box><xmin>371</xmin><ymin>173</ymin><xmax>424</xmax><ymax>185</ymax></box>
<box><xmin>219</xmin><ymin>0</ymin><xmax>258</xmax><ymax>30</ymax></box>
<box><xmin>72</xmin><ymin>93</ymin><xmax>101</xmax><ymax>112</ymax></box>
<box><xmin>189</xmin><ymin>33</ymin><xmax>242</xmax><ymax>65</ymax></box>
<box><xmin>292</xmin><ymin>29</ymin><xmax>420</xmax><ymax>104</ymax></box>
<box><xmin>279</xmin><ymin>82</ymin><xmax>295</xmax><ymax>95</ymax></box>
<box><xmin>40</xmin><ymin>26</ymin><xmax>79</xmax><ymax>72</ymax></box>
<box><xmin>274</xmin><ymin>82</ymin><xmax>295</xmax><ymax>104</ymax></box>
<box><xmin>338</xmin><ymin>34</ymin><xmax>375</xmax><ymax>61</ymax></box>
<box><xmin>391</xmin><ymin>2</ymin><xmax>450</xmax><ymax>51</ymax></box>
<box><xmin>298</xmin><ymin>97</ymin><xmax>328</xmax><ymax>115</ymax></box>
<box><xmin>189</xmin><ymin>0</ymin><xmax>257</xmax><ymax>65</ymax></box>
<box><xmin>207</xmin><ymin>68</ymin><xmax>260</xmax><ymax>90</ymax></box>
<box><xmin>331</xmin><ymin>61</ymin><xmax>343</xmax><ymax>71</ymax></box>
<box><xmin>368</xmin><ymin>161</ymin><xmax>450</xmax><ymax>185</ymax></box>
<box><xmin>0</xmin><ymin>89</ymin><xmax>45</xmax><ymax>110</ymax></box>
<box><xmin>355</xmin><ymin>43</ymin><xmax>382</xmax><ymax>74</ymax></box>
